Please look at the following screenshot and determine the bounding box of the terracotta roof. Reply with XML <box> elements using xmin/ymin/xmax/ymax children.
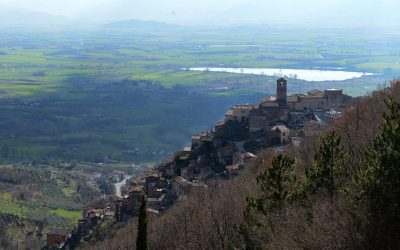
<box><xmin>225</xmin><ymin>109</ymin><xmax>233</xmax><ymax>116</ymax></box>
<box><xmin>129</xmin><ymin>186</ymin><xmax>144</xmax><ymax>193</ymax></box>
<box><xmin>232</xmin><ymin>104</ymin><xmax>257</xmax><ymax>110</ymax></box>
<box><xmin>308</xmin><ymin>89</ymin><xmax>323</xmax><ymax>96</ymax></box>
<box><xmin>192</xmin><ymin>135</ymin><xmax>201</xmax><ymax>140</ymax></box>
<box><xmin>216</xmin><ymin>120</ymin><xmax>225</xmax><ymax>126</ymax></box>
<box><xmin>48</xmin><ymin>228</ymin><xmax>71</xmax><ymax>236</ymax></box>
<box><xmin>300</xmin><ymin>96</ymin><xmax>325</xmax><ymax>100</ymax></box>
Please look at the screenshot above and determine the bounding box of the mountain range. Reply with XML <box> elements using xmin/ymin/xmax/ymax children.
<box><xmin>0</xmin><ymin>5</ymin><xmax>71</xmax><ymax>29</ymax></box>
<box><xmin>0</xmin><ymin>0</ymin><xmax>400</xmax><ymax>30</ymax></box>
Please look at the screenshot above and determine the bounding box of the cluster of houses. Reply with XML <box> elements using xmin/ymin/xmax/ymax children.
<box><xmin>224</xmin><ymin>78</ymin><xmax>352</xmax><ymax>141</ymax></box>
<box><xmin>46</xmin><ymin>78</ymin><xmax>353</xmax><ymax>249</ymax></box>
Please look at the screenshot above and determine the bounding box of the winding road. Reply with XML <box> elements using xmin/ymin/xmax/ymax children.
<box><xmin>114</xmin><ymin>175</ymin><xmax>132</xmax><ymax>197</ymax></box>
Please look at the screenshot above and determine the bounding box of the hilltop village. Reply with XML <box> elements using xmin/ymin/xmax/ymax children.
<box><xmin>47</xmin><ymin>78</ymin><xmax>355</xmax><ymax>248</ymax></box>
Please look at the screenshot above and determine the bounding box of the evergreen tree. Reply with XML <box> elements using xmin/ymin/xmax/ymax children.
<box><xmin>252</xmin><ymin>154</ymin><xmax>295</xmax><ymax>212</ymax></box>
<box><xmin>358</xmin><ymin>98</ymin><xmax>400</xmax><ymax>246</ymax></box>
<box><xmin>136</xmin><ymin>195</ymin><xmax>148</xmax><ymax>250</ymax></box>
<box><xmin>305</xmin><ymin>131</ymin><xmax>348</xmax><ymax>197</ymax></box>
<box><xmin>240</xmin><ymin>155</ymin><xmax>295</xmax><ymax>249</ymax></box>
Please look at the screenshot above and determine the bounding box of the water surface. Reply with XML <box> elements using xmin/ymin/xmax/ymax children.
<box><xmin>188</xmin><ymin>67</ymin><xmax>375</xmax><ymax>82</ymax></box>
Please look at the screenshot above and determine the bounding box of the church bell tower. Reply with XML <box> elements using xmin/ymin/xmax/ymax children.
<box><xmin>276</xmin><ymin>78</ymin><xmax>287</xmax><ymax>107</ymax></box>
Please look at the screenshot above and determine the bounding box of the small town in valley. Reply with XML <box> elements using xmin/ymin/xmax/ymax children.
<box><xmin>47</xmin><ymin>78</ymin><xmax>355</xmax><ymax>248</ymax></box>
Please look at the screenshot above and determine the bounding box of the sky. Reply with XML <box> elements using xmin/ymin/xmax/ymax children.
<box><xmin>0</xmin><ymin>0</ymin><xmax>399</xmax><ymax>27</ymax></box>
<box><xmin>0</xmin><ymin>0</ymin><xmax>245</xmax><ymax>18</ymax></box>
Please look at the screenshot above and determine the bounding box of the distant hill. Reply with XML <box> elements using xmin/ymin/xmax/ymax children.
<box><xmin>103</xmin><ymin>19</ymin><xmax>179</xmax><ymax>30</ymax></box>
<box><xmin>0</xmin><ymin>5</ymin><xmax>70</xmax><ymax>29</ymax></box>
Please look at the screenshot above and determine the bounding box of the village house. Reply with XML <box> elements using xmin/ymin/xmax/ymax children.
<box><xmin>225</xmin><ymin>109</ymin><xmax>234</xmax><ymax>121</ymax></box>
<box><xmin>159</xmin><ymin>158</ymin><xmax>176</xmax><ymax>179</ymax></box>
<box><xmin>86</xmin><ymin>208</ymin><xmax>103</xmax><ymax>226</ymax></box>
<box><xmin>181</xmin><ymin>156</ymin><xmax>215</xmax><ymax>181</ymax></box>
<box><xmin>197</xmin><ymin>166</ymin><xmax>215</xmax><ymax>180</ymax></box>
<box><xmin>181</xmin><ymin>161</ymin><xmax>197</xmax><ymax>181</ymax></box>
<box><xmin>77</xmin><ymin>219</ymin><xmax>90</xmax><ymax>239</ymax></box>
<box><xmin>287</xmin><ymin>88</ymin><xmax>351</xmax><ymax>112</ymax></box>
<box><xmin>269</xmin><ymin>125</ymin><xmax>290</xmax><ymax>145</ymax></box>
<box><xmin>225</xmin><ymin>104</ymin><xmax>258</xmax><ymax>123</ymax></box>
<box><xmin>217</xmin><ymin>143</ymin><xmax>236</xmax><ymax>166</ymax></box>
<box><xmin>147</xmin><ymin>194</ymin><xmax>167</xmax><ymax>211</ymax></box>
<box><xmin>115</xmin><ymin>186</ymin><xmax>145</xmax><ymax>222</ymax></box>
<box><xmin>172</xmin><ymin>176</ymin><xmax>207</xmax><ymax>198</ymax></box>
<box><xmin>47</xmin><ymin>229</ymin><xmax>71</xmax><ymax>249</ymax></box>
<box><xmin>191</xmin><ymin>131</ymin><xmax>213</xmax><ymax>149</ymax></box>
<box><xmin>145</xmin><ymin>175</ymin><xmax>167</xmax><ymax>198</ymax></box>
<box><xmin>290</xmin><ymin>95</ymin><xmax>327</xmax><ymax>111</ymax></box>
<box><xmin>249</xmin><ymin>108</ymin><xmax>267</xmax><ymax>133</ymax></box>
<box><xmin>308</xmin><ymin>89</ymin><xmax>324</xmax><ymax>96</ymax></box>
<box><xmin>233</xmin><ymin>151</ymin><xmax>257</xmax><ymax>166</ymax></box>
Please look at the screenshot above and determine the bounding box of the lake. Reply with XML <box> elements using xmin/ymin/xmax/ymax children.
<box><xmin>187</xmin><ymin>67</ymin><xmax>375</xmax><ymax>82</ymax></box>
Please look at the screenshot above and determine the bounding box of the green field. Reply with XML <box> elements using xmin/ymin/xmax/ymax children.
<box><xmin>0</xmin><ymin>26</ymin><xmax>399</xmax><ymax>247</ymax></box>
<box><xmin>0</xmin><ymin>28</ymin><xmax>398</xmax><ymax>163</ymax></box>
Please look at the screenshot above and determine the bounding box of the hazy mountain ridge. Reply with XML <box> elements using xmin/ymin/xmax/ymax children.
<box><xmin>1</xmin><ymin>0</ymin><xmax>400</xmax><ymax>30</ymax></box>
<box><xmin>0</xmin><ymin>5</ymin><xmax>70</xmax><ymax>28</ymax></box>
<box><xmin>102</xmin><ymin>19</ymin><xmax>179</xmax><ymax>30</ymax></box>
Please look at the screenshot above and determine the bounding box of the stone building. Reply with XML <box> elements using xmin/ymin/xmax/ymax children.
<box><xmin>247</xmin><ymin>78</ymin><xmax>290</xmax><ymax>133</ymax></box>
<box><xmin>269</xmin><ymin>125</ymin><xmax>290</xmax><ymax>145</ymax></box>
<box><xmin>276</xmin><ymin>77</ymin><xmax>288</xmax><ymax>106</ymax></box>
<box><xmin>324</xmin><ymin>89</ymin><xmax>344</xmax><ymax>108</ymax></box>
<box><xmin>172</xmin><ymin>176</ymin><xmax>207</xmax><ymax>198</ymax></box>
<box><xmin>287</xmin><ymin>88</ymin><xmax>350</xmax><ymax>112</ymax></box>
<box><xmin>290</xmin><ymin>95</ymin><xmax>327</xmax><ymax>111</ymax></box>
<box><xmin>47</xmin><ymin>229</ymin><xmax>71</xmax><ymax>249</ymax></box>
<box><xmin>145</xmin><ymin>176</ymin><xmax>167</xmax><ymax>198</ymax></box>
<box><xmin>225</xmin><ymin>104</ymin><xmax>258</xmax><ymax>123</ymax></box>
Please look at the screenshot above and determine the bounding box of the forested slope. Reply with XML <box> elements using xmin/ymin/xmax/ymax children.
<box><xmin>85</xmin><ymin>81</ymin><xmax>400</xmax><ymax>250</ymax></box>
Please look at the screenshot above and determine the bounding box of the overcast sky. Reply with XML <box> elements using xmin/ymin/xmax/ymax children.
<box><xmin>0</xmin><ymin>0</ymin><xmax>399</xmax><ymax>26</ymax></box>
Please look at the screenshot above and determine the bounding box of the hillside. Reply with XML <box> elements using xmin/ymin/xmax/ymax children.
<box><xmin>84</xmin><ymin>81</ymin><xmax>400</xmax><ymax>249</ymax></box>
<box><xmin>0</xmin><ymin>6</ymin><xmax>70</xmax><ymax>29</ymax></box>
<box><xmin>103</xmin><ymin>19</ymin><xmax>179</xmax><ymax>30</ymax></box>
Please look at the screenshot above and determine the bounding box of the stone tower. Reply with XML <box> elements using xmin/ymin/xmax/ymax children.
<box><xmin>276</xmin><ymin>78</ymin><xmax>287</xmax><ymax>106</ymax></box>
